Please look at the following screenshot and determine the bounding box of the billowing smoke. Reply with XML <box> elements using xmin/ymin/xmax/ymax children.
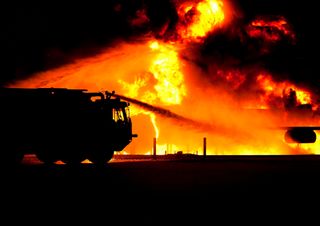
<box><xmin>13</xmin><ymin>1</ymin><xmax>319</xmax><ymax>93</ymax></box>
<box><xmin>11</xmin><ymin>0</ymin><xmax>320</xmax><ymax>155</ymax></box>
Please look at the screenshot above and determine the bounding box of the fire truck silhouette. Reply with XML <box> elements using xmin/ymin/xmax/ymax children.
<box><xmin>1</xmin><ymin>88</ymin><xmax>137</xmax><ymax>165</ymax></box>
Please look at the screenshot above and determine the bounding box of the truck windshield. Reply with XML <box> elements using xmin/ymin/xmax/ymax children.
<box><xmin>113</xmin><ymin>108</ymin><xmax>128</xmax><ymax>122</ymax></box>
<box><xmin>125</xmin><ymin>106</ymin><xmax>130</xmax><ymax>120</ymax></box>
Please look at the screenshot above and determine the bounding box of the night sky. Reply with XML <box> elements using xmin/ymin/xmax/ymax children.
<box><xmin>12</xmin><ymin>0</ymin><xmax>319</xmax><ymax>92</ymax></box>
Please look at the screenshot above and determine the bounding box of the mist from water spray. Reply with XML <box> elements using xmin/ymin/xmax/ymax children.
<box><xmin>112</xmin><ymin>92</ymin><xmax>256</xmax><ymax>141</ymax></box>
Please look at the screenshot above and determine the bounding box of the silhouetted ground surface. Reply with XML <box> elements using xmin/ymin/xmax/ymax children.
<box><xmin>6</xmin><ymin>154</ymin><xmax>320</xmax><ymax>224</ymax></box>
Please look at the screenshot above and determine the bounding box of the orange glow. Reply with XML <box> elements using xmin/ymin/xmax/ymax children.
<box><xmin>177</xmin><ymin>0</ymin><xmax>226</xmax><ymax>42</ymax></box>
<box><xmin>81</xmin><ymin>159</ymin><xmax>93</xmax><ymax>164</ymax></box>
<box><xmin>257</xmin><ymin>74</ymin><xmax>312</xmax><ymax>107</ymax></box>
<box><xmin>156</xmin><ymin>144</ymin><xmax>186</xmax><ymax>155</ymax></box>
<box><xmin>148</xmin><ymin>41</ymin><xmax>186</xmax><ymax>105</ymax></box>
<box><xmin>119</xmin><ymin>40</ymin><xmax>186</xmax><ymax>144</ymax></box>
<box><xmin>55</xmin><ymin>160</ymin><xmax>65</xmax><ymax>165</ymax></box>
<box><xmin>150</xmin><ymin>113</ymin><xmax>159</xmax><ymax>139</ymax></box>
<box><xmin>10</xmin><ymin>43</ymin><xmax>319</xmax><ymax>155</ymax></box>
<box><xmin>314</xmin><ymin>131</ymin><xmax>320</xmax><ymax>154</ymax></box>
<box><xmin>296</xmin><ymin>90</ymin><xmax>312</xmax><ymax>105</ymax></box>
<box><xmin>288</xmin><ymin>131</ymin><xmax>320</xmax><ymax>154</ymax></box>
<box><xmin>247</xmin><ymin>16</ymin><xmax>295</xmax><ymax>42</ymax></box>
<box><xmin>10</xmin><ymin>0</ymin><xmax>319</xmax><ymax>156</ymax></box>
<box><xmin>217</xmin><ymin>69</ymin><xmax>246</xmax><ymax>89</ymax></box>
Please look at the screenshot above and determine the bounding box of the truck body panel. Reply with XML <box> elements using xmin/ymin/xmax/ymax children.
<box><xmin>1</xmin><ymin>88</ymin><xmax>136</xmax><ymax>165</ymax></box>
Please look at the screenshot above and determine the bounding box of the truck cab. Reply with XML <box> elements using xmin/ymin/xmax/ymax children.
<box><xmin>0</xmin><ymin>88</ymin><xmax>136</xmax><ymax>165</ymax></box>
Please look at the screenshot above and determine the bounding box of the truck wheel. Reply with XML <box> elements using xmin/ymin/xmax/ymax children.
<box><xmin>87</xmin><ymin>151</ymin><xmax>114</xmax><ymax>166</ymax></box>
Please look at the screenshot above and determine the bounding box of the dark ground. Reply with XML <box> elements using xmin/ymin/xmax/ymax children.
<box><xmin>5</xmin><ymin>155</ymin><xmax>320</xmax><ymax>224</ymax></box>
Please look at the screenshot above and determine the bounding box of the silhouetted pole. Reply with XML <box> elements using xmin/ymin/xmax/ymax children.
<box><xmin>203</xmin><ymin>137</ymin><xmax>207</xmax><ymax>158</ymax></box>
<box><xmin>153</xmin><ymin>138</ymin><xmax>157</xmax><ymax>159</ymax></box>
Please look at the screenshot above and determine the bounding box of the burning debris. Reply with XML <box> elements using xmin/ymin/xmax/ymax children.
<box><xmin>11</xmin><ymin>0</ymin><xmax>320</xmax><ymax>155</ymax></box>
<box><xmin>246</xmin><ymin>16</ymin><xmax>296</xmax><ymax>43</ymax></box>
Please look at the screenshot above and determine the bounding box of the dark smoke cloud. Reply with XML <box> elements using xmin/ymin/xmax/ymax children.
<box><xmin>230</xmin><ymin>1</ymin><xmax>318</xmax><ymax>93</ymax></box>
<box><xmin>12</xmin><ymin>0</ymin><xmax>319</xmax><ymax>95</ymax></box>
<box><xmin>172</xmin><ymin>1</ymin><xmax>319</xmax><ymax>101</ymax></box>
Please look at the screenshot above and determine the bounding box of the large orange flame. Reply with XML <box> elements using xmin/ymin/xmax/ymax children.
<box><xmin>177</xmin><ymin>0</ymin><xmax>226</xmax><ymax>42</ymax></box>
<box><xmin>10</xmin><ymin>0</ymin><xmax>319</xmax><ymax>155</ymax></box>
<box><xmin>148</xmin><ymin>41</ymin><xmax>186</xmax><ymax>105</ymax></box>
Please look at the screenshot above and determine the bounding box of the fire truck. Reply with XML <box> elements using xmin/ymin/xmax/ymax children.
<box><xmin>1</xmin><ymin>88</ymin><xmax>137</xmax><ymax>165</ymax></box>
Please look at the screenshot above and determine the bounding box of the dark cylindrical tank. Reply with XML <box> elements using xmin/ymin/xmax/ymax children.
<box><xmin>284</xmin><ymin>128</ymin><xmax>317</xmax><ymax>143</ymax></box>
